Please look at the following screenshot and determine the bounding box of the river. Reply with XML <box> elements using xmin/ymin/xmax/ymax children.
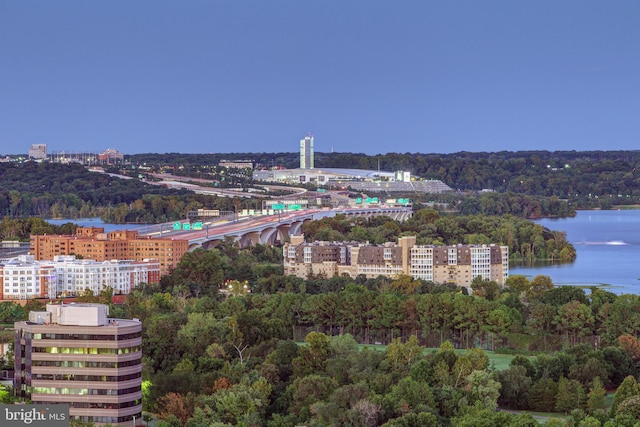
<box><xmin>511</xmin><ymin>210</ymin><xmax>640</xmax><ymax>295</ymax></box>
<box><xmin>47</xmin><ymin>218</ymin><xmax>145</xmax><ymax>233</ymax></box>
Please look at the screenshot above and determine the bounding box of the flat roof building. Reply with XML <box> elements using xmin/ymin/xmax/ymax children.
<box><xmin>14</xmin><ymin>303</ymin><xmax>142</xmax><ymax>426</ymax></box>
<box><xmin>300</xmin><ymin>134</ymin><xmax>314</xmax><ymax>169</ymax></box>
<box><xmin>0</xmin><ymin>255</ymin><xmax>160</xmax><ymax>300</ymax></box>
<box><xmin>283</xmin><ymin>235</ymin><xmax>509</xmax><ymax>287</ymax></box>
<box><xmin>30</xmin><ymin>228</ymin><xmax>187</xmax><ymax>277</ymax></box>
<box><xmin>28</xmin><ymin>144</ymin><xmax>47</xmax><ymax>160</ymax></box>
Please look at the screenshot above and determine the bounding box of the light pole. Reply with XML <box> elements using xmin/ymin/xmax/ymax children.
<box><xmin>133</xmin><ymin>415</ymin><xmax>136</xmax><ymax>427</ymax></box>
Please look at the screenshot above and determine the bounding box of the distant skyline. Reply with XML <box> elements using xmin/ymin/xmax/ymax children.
<box><xmin>1</xmin><ymin>1</ymin><xmax>639</xmax><ymax>155</ymax></box>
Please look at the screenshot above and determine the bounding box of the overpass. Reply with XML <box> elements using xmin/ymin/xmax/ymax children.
<box><xmin>139</xmin><ymin>206</ymin><xmax>413</xmax><ymax>250</ymax></box>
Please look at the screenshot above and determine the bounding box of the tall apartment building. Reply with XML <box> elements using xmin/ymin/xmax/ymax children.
<box><xmin>0</xmin><ymin>255</ymin><xmax>160</xmax><ymax>300</ymax></box>
<box><xmin>30</xmin><ymin>228</ymin><xmax>188</xmax><ymax>276</ymax></box>
<box><xmin>14</xmin><ymin>303</ymin><xmax>142</xmax><ymax>426</ymax></box>
<box><xmin>299</xmin><ymin>134</ymin><xmax>314</xmax><ymax>169</ymax></box>
<box><xmin>283</xmin><ymin>235</ymin><xmax>509</xmax><ymax>287</ymax></box>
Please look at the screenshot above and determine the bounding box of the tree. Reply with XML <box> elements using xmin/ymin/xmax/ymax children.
<box><xmin>497</xmin><ymin>365</ymin><xmax>531</xmax><ymax>409</ymax></box>
<box><xmin>554</xmin><ymin>301</ymin><xmax>594</xmax><ymax>346</ymax></box>
<box><xmin>555</xmin><ymin>377</ymin><xmax>585</xmax><ymax>414</ymax></box>
<box><xmin>292</xmin><ymin>332</ymin><xmax>332</xmax><ymax>377</ymax></box>
<box><xmin>471</xmin><ymin>277</ymin><xmax>500</xmax><ymax>301</ymax></box>
<box><xmin>615</xmin><ymin>395</ymin><xmax>640</xmax><ymax>419</ymax></box>
<box><xmin>385</xmin><ymin>336</ymin><xmax>424</xmax><ymax>372</ymax></box>
<box><xmin>380</xmin><ymin>412</ymin><xmax>438</xmax><ymax>427</ymax></box>
<box><xmin>466</xmin><ymin>370</ymin><xmax>501</xmax><ymax>411</ymax></box>
<box><xmin>586</xmin><ymin>377</ymin><xmax>606</xmax><ymax>414</ymax></box>
<box><xmin>352</xmin><ymin>399</ymin><xmax>382</xmax><ymax>427</ymax></box>
<box><xmin>505</xmin><ymin>275</ymin><xmax>530</xmax><ymax>294</ymax></box>
<box><xmin>157</xmin><ymin>392</ymin><xmax>194</xmax><ymax>425</ymax></box>
<box><xmin>611</xmin><ymin>375</ymin><xmax>640</xmax><ymax>416</ymax></box>
<box><xmin>618</xmin><ymin>334</ymin><xmax>640</xmax><ymax>362</ymax></box>
<box><xmin>528</xmin><ymin>377</ymin><xmax>558</xmax><ymax>412</ymax></box>
<box><xmin>171</xmin><ymin>248</ymin><xmax>226</xmax><ymax>295</ymax></box>
<box><xmin>527</xmin><ymin>275</ymin><xmax>554</xmax><ymax>301</ymax></box>
<box><xmin>290</xmin><ymin>374</ymin><xmax>338</xmax><ymax>417</ymax></box>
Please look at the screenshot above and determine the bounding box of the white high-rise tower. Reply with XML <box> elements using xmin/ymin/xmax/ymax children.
<box><xmin>300</xmin><ymin>134</ymin><xmax>314</xmax><ymax>169</ymax></box>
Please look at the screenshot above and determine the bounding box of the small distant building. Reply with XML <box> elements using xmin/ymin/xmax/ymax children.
<box><xmin>28</xmin><ymin>144</ymin><xmax>47</xmax><ymax>160</ymax></box>
<box><xmin>219</xmin><ymin>159</ymin><xmax>254</xmax><ymax>169</ymax></box>
<box><xmin>97</xmin><ymin>148</ymin><xmax>124</xmax><ymax>164</ymax></box>
<box><xmin>283</xmin><ymin>235</ymin><xmax>509</xmax><ymax>287</ymax></box>
<box><xmin>14</xmin><ymin>303</ymin><xmax>142</xmax><ymax>426</ymax></box>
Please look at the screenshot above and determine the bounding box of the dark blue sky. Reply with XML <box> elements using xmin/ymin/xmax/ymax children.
<box><xmin>1</xmin><ymin>1</ymin><xmax>639</xmax><ymax>155</ymax></box>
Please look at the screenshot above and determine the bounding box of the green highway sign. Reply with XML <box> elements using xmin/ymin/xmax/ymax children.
<box><xmin>182</xmin><ymin>223</ymin><xmax>191</xmax><ymax>230</ymax></box>
<box><xmin>193</xmin><ymin>222</ymin><xmax>203</xmax><ymax>230</ymax></box>
<box><xmin>272</xmin><ymin>204</ymin><xmax>285</xmax><ymax>210</ymax></box>
<box><xmin>289</xmin><ymin>204</ymin><xmax>301</xmax><ymax>210</ymax></box>
<box><xmin>173</xmin><ymin>222</ymin><xmax>181</xmax><ymax>230</ymax></box>
<box><xmin>355</xmin><ymin>198</ymin><xmax>362</xmax><ymax>204</ymax></box>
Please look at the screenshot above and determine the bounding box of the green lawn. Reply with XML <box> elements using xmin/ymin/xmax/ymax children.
<box><xmin>357</xmin><ymin>344</ymin><xmax>519</xmax><ymax>370</ymax></box>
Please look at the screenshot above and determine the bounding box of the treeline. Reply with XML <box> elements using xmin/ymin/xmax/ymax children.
<box><xmin>0</xmin><ymin>162</ymin><xmax>257</xmax><ymax>223</ymax></box>
<box><xmin>0</xmin><ymin>162</ymin><xmax>187</xmax><ymax>219</ymax></box>
<box><xmin>301</xmin><ymin>210</ymin><xmax>576</xmax><ymax>261</ymax></box>
<box><xmin>441</xmin><ymin>191</ymin><xmax>575</xmax><ymax>218</ymax></box>
<box><xmin>0</xmin><ymin>217</ymin><xmax>77</xmax><ymax>241</ymax></box>
<box><xmin>129</xmin><ymin>150</ymin><xmax>640</xmax><ymax>207</ymax></box>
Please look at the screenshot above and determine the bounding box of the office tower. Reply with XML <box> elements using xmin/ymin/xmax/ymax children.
<box><xmin>299</xmin><ymin>134</ymin><xmax>314</xmax><ymax>169</ymax></box>
<box><xmin>14</xmin><ymin>303</ymin><xmax>142</xmax><ymax>426</ymax></box>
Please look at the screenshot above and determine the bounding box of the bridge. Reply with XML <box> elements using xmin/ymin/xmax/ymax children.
<box><xmin>138</xmin><ymin>206</ymin><xmax>413</xmax><ymax>250</ymax></box>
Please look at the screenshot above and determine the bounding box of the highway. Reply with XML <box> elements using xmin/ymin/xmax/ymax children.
<box><xmin>147</xmin><ymin>173</ymin><xmax>309</xmax><ymax>199</ymax></box>
<box><xmin>138</xmin><ymin>208</ymin><xmax>323</xmax><ymax>241</ymax></box>
<box><xmin>138</xmin><ymin>205</ymin><xmax>412</xmax><ymax>247</ymax></box>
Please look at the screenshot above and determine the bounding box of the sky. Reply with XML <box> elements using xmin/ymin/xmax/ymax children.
<box><xmin>1</xmin><ymin>1</ymin><xmax>639</xmax><ymax>155</ymax></box>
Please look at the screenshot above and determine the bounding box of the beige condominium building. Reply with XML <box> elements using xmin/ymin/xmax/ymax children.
<box><xmin>14</xmin><ymin>303</ymin><xmax>142</xmax><ymax>426</ymax></box>
<box><xmin>283</xmin><ymin>235</ymin><xmax>509</xmax><ymax>287</ymax></box>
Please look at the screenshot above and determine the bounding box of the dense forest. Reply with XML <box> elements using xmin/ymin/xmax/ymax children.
<box><xmin>3</xmin><ymin>243</ymin><xmax>639</xmax><ymax>426</ymax></box>
<box><xmin>0</xmin><ymin>162</ymin><xmax>253</xmax><ymax>223</ymax></box>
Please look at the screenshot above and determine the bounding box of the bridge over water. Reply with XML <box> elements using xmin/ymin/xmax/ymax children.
<box><xmin>139</xmin><ymin>206</ymin><xmax>412</xmax><ymax>250</ymax></box>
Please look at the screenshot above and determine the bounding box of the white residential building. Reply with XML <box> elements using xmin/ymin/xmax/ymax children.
<box><xmin>0</xmin><ymin>255</ymin><xmax>159</xmax><ymax>300</ymax></box>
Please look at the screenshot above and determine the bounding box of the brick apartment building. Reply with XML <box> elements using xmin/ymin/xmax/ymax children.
<box><xmin>30</xmin><ymin>227</ymin><xmax>188</xmax><ymax>277</ymax></box>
